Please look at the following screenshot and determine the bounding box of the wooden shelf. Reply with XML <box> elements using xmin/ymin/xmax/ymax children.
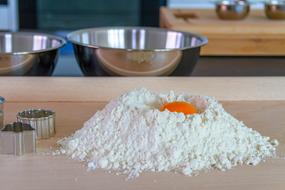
<box><xmin>160</xmin><ymin>7</ymin><xmax>285</xmax><ymax>56</ymax></box>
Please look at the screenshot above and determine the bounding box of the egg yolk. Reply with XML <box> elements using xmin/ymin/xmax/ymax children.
<box><xmin>160</xmin><ymin>101</ymin><xmax>197</xmax><ymax>115</ymax></box>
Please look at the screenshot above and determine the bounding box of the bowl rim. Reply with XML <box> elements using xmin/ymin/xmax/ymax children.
<box><xmin>0</xmin><ymin>32</ymin><xmax>66</xmax><ymax>55</ymax></box>
<box><xmin>265</xmin><ymin>0</ymin><xmax>285</xmax><ymax>6</ymax></box>
<box><xmin>67</xmin><ymin>26</ymin><xmax>208</xmax><ymax>52</ymax></box>
<box><xmin>214</xmin><ymin>0</ymin><xmax>250</xmax><ymax>6</ymax></box>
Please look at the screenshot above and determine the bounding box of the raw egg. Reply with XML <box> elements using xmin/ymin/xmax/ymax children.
<box><xmin>160</xmin><ymin>101</ymin><xmax>197</xmax><ymax>115</ymax></box>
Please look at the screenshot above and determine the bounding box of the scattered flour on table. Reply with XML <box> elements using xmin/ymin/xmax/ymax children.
<box><xmin>56</xmin><ymin>88</ymin><xmax>278</xmax><ymax>179</ymax></box>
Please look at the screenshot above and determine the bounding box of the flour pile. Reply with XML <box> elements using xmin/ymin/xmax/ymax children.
<box><xmin>57</xmin><ymin>88</ymin><xmax>278</xmax><ymax>179</ymax></box>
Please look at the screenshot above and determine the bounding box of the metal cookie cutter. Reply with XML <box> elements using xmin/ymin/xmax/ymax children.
<box><xmin>17</xmin><ymin>109</ymin><xmax>55</xmax><ymax>139</ymax></box>
<box><xmin>0</xmin><ymin>96</ymin><xmax>4</xmax><ymax>129</ymax></box>
<box><xmin>0</xmin><ymin>122</ymin><xmax>36</xmax><ymax>156</ymax></box>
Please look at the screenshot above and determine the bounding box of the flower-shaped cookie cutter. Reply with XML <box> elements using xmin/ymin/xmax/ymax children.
<box><xmin>17</xmin><ymin>109</ymin><xmax>55</xmax><ymax>139</ymax></box>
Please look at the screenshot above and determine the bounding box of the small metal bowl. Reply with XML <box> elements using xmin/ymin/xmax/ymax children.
<box><xmin>67</xmin><ymin>27</ymin><xmax>208</xmax><ymax>76</ymax></box>
<box><xmin>215</xmin><ymin>0</ymin><xmax>250</xmax><ymax>20</ymax></box>
<box><xmin>265</xmin><ymin>0</ymin><xmax>285</xmax><ymax>20</ymax></box>
<box><xmin>0</xmin><ymin>32</ymin><xmax>65</xmax><ymax>76</ymax></box>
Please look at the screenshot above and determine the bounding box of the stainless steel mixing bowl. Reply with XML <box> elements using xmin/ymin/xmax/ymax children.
<box><xmin>265</xmin><ymin>0</ymin><xmax>285</xmax><ymax>20</ymax></box>
<box><xmin>0</xmin><ymin>32</ymin><xmax>65</xmax><ymax>76</ymax></box>
<box><xmin>67</xmin><ymin>27</ymin><xmax>208</xmax><ymax>76</ymax></box>
<box><xmin>215</xmin><ymin>0</ymin><xmax>250</xmax><ymax>20</ymax></box>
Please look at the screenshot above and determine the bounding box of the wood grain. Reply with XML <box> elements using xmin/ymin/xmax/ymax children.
<box><xmin>1</xmin><ymin>77</ymin><xmax>285</xmax><ymax>102</ymax></box>
<box><xmin>160</xmin><ymin>8</ymin><xmax>285</xmax><ymax>56</ymax></box>
<box><xmin>0</xmin><ymin>77</ymin><xmax>285</xmax><ymax>190</ymax></box>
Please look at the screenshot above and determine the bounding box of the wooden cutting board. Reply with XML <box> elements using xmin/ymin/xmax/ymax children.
<box><xmin>0</xmin><ymin>77</ymin><xmax>285</xmax><ymax>190</ymax></box>
<box><xmin>160</xmin><ymin>8</ymin><xmax>285</xmax><ymax>56</ymax></box>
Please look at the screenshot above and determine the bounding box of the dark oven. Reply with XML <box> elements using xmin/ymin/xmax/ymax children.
<box><xmin>18</xmin><ymin>0</ymin><xmax>167</xmax><ymax>31</ymax></box>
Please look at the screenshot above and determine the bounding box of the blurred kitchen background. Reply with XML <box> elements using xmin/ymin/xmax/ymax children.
<box><xmin>0</xmin><ymin>0</ymin><xmax>284</xmax><ymax>76</ymax></box>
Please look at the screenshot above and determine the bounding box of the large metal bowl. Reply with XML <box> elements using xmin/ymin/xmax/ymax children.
<box><xmin>0</xmin><ymin>32</ymin><xmax>65</xmax><ymax>76</ymax></box>
<box><xmin>67</xmin><ymin>27</ymin><xmax>208</xmax><ymax>76</ymax></box>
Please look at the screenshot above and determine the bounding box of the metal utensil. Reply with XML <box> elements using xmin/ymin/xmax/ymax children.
<box><xmin>17</xmin><ymin>109</ymin><xmax>56</xmax><ymax>139</ymax></box>
<box><xmin>215</xmin><ymin>0</ymin><xmax>250</xmax><ymax>20</ymax></box>
<box><xmin>0</xmin><ymin>122</ymin><xmax>36</xmax><ymax>156</ymax></box>
<box><xmin>67</xmin><ymin>27</ymin><xmax>208</xmax><ymax>76</ymax></box>
<box><xmin>0</xmin><ymin>97</ymin><xmax>4</xmax><ymax>129</ymax></box>
<box><xmin>265</xmin><ymin>0</ymin><xmax>285</xmax><ymax>19</ymax></box>
<box><xmin>0</xmin><ymin>32</ymin><xmax>66</xmax><ymax>76</ymax></box>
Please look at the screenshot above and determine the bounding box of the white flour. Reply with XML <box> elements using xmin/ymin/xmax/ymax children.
<box><xmin>57</xmin><ymin>88</ymin><xmax>278</xmax><ymax>179</ymax></box>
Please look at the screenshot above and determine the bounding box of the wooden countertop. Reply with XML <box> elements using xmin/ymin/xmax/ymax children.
<box><xmin>1</xmin><ymin>77</ymin><xmax>285</xmax><ymax>101</ymax></box>
<box><xmin>0</xmin><ymin>77</ymin><xmax>285</xmax><ymax>190</ymax></box>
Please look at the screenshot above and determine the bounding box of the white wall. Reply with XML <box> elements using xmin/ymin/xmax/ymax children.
<box><xmin>0</xmin><ymin>6</ymin><xmax>9</xmax><ymax>29</ymax></box>
<box><xmin>0</xmin><ymin>0</ymin><xmax>18</xmax><ymax>31</ymax></box>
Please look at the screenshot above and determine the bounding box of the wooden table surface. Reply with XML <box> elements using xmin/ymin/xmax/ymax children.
<box><xmin>0</xmin><ymin>77</ymin><xmax>285</xmax><ymax>190</ymax></box>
